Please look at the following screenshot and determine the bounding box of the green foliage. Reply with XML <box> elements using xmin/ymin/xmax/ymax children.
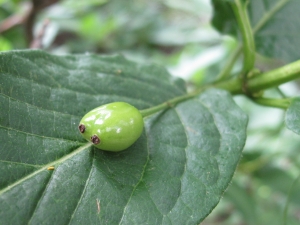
<box><xmin>0</xmin><ymin>50</ymin><xmax>247</xmax><ymax>224</ymax></box>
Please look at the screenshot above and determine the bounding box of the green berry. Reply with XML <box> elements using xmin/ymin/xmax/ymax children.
<box><xmin>78</xmin><ymin>102</ymin><xmax>144</xmax><ymax>151</ymax></box>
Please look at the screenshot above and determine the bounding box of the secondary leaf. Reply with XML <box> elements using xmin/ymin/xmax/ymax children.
<box><xmin>224</xmin><ymin>180</ymin><xmax>258</xmax><ymax>225</ymax></box>
<box><xmin>285</xmin><ymin>97</ymin><xmax>300</xmax><ymax>134</ymax></box>
<box><xmin>212</xmin><ymin>0</ymin><xmax>300</xmax><ymax>63</ymax></box>
<box><xmin>0</xmin><ymin>50</ymin><xmax>247</xmax><ymax>224</ymax></box>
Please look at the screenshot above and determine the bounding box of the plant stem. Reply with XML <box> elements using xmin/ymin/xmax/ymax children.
<box><xmin>214</xmin><ymin>77</ymin><xmax>243</xmax><ymax>94</ymax></box>
<box><xmin>216</xmin><ymin>44</ymin><xmax>242</xmax><ymax>81</ymax></box>
<box><xmin>276</xmin><ymin>87</ymin><xmax>287</xmax><ymax>98</ymax></box>
<box><xmin>238</xmin><ymin>155</ymin><xmax>270</xmax><ymax>173</ymax></box>
<box><xmin>216</xmin><ymin>0</ymin><xmax>289</xmax><ymax>80</ymax></box>
<box><xmin>252</xmin><ymin>98</ymin><xmax>291</xmax><ymax>109</ymax></box>
<box><xmin>141</xmin><ymin>59</ymin><xmax>300</xmax><ymax>117</ymax></box>
<box><xmin>215</xmin><ymin>59</ymin><xmax>300</xmax><ymax>94</ymax></box>
<box><xmin>247</xmin><ymin>59</ymin><xmax>300</xmax><ymax>92</ymax></box>
<box><xmin>231</xmin><ymin>0</ymin><xmax>256</xmax><ymax>74</ymax></box>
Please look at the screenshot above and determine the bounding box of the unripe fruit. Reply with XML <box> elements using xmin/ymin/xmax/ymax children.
<box><xmin>78</xmin><ymin>102</ymin><xmax>144</xmax><ymax>151</ymax></box>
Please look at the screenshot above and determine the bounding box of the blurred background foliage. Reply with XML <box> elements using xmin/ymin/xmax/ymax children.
<box><xmin>0</xmin><ymin>0</ymin><xmax>299</xmax><ymax>224</ymax></box>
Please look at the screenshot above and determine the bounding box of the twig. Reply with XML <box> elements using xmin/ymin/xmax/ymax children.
<box><xmin>0</xmin><ymin>0</ymin><xmax>60</xmax><ymax>45</ymax></box>
<box><xmin>25</xmin><ymin>0</ymin><xmax>60</xmax><ymax>44</ymax></box>
<box><xmin>0</xmin><ymin>14</ymin><xmax>24</xmax><ymax>33</ymax></box>
<box><xmin>30</xmin><ymin>18</ymin><xmax>50</xmax><ymax>49</ymax></box>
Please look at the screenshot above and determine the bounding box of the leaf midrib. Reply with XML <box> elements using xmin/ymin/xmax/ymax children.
<box><xmin>0</xmin><ymin>142</ymin><xmax>93</xmax><ymax>195</ymax></box>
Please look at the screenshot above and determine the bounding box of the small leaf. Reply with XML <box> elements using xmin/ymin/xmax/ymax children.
<box><xmin>285</xmin><ymin>97</ymin><xmax>300</xmax><ymax>134</ymax></box>
<box><xmin>0</xmin><ymin>50</ymin><xmax>248</xmax><ymax>224</ymax></box>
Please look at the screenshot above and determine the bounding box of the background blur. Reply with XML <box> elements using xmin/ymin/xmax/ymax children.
<box><xmin>1</xmin><ymin>0</ymin><xmax>299</xmax><ymax>224</ymax></box>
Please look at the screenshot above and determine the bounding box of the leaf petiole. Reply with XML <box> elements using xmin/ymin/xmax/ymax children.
<box><xmin>140</xmin><ymin>88</ymin><xmax>207</xmax><ymax>117</ymax></box>
<box><xmin>231</xmin><ymin>0</ymin><xmax>256</xmax><ymax>75</ymax></box>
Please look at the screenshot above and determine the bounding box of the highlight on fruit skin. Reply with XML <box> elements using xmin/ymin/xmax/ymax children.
<box><xmin>78</xmin><ymin>102</ymin><xmax>144</xmax><ymax>151</ymax></box>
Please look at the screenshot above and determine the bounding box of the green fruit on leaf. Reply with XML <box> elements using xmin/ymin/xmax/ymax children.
<box><xmin>78</xmin><ymin>102</ymin><xmax>144</xmax><ymax>151</ymax></box>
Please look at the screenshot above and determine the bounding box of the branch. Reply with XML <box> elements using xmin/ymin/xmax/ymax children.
<box><xmin>247</xmin><ymin>59</ymin><xmax>300</xmax><ymax>92</ymax></box>
<box><xmin>215</xmin><ymin>59</ymin><xmax>300</xmax><ymax>94</ymax></box>
<box><xmin>30</xmin><ymin>18</ymin><xmax>50</xmax><ymax>49</ymax></box>
<box><xmin>0</xmin><ymin>0</ymin><xmax>59</xmax><ymax>45</ymax></box>
<box><xmin>0</xmin><ymin>14</ymin><xmax>24</xmax><ymax>33</ymax></box>
<box><xmin>25</xmin><ymin>0</ymin><xmax>60</xmax><ymax>44</ymax></box>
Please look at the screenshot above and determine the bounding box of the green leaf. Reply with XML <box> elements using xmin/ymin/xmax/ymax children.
<box><xmin>224</xmin><ymin>180</ymin><xmax>258</xmax><ymax>225</ymax></box>
<box><xmin>255</xmin><ymin>166</ymin><xmax>300</xmax><ymax>206</ymax></box>
<box><xmin>0</xmin><ymin>50</ymin><xmax>248</xmax><ymax>224</ymax></box>
<box><xmin>211</xmin><ymin>1</ymin><xmax>237</xmax><ymax>36</ymax></box>
<box><xmin>285</xmin><ymin>97</ymin><xmax>300</xmax><ymax>134</ymax></box>
<box><xmin>212</xmin><ymin>0</ymin><xmax>300</xmax><ymax>63</ymax></box>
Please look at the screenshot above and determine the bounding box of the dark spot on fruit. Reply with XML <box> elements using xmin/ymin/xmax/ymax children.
<box><xmin>79</xmin><ymin>124</ymin><xmax>86</xmax><ymax>133</ymax></box>
<box><xmin>91</xmin><ymin>135</ymin><xmax>100</xmax><ymax>144</ymax></box>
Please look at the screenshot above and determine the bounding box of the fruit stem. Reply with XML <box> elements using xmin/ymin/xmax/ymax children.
<box><xmin>140</xmin><ymin>88</ymin><xmax>207</xmax><ymax>117</ymax></box>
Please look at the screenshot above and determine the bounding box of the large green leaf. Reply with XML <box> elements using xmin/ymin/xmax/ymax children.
<box><xmin>285</xmin><ymin>97</ymin><xmax>300</xmax><ymax>134</ymax></box>
<box><xmin>212</xmin><ymin>0</ymin><xmax>300</xmax><ymax>63</ymax></box>
<box><xmin>0</xmin><ymin>50</ymin><xmax>248</xmax><ymax>224</ymax></box>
